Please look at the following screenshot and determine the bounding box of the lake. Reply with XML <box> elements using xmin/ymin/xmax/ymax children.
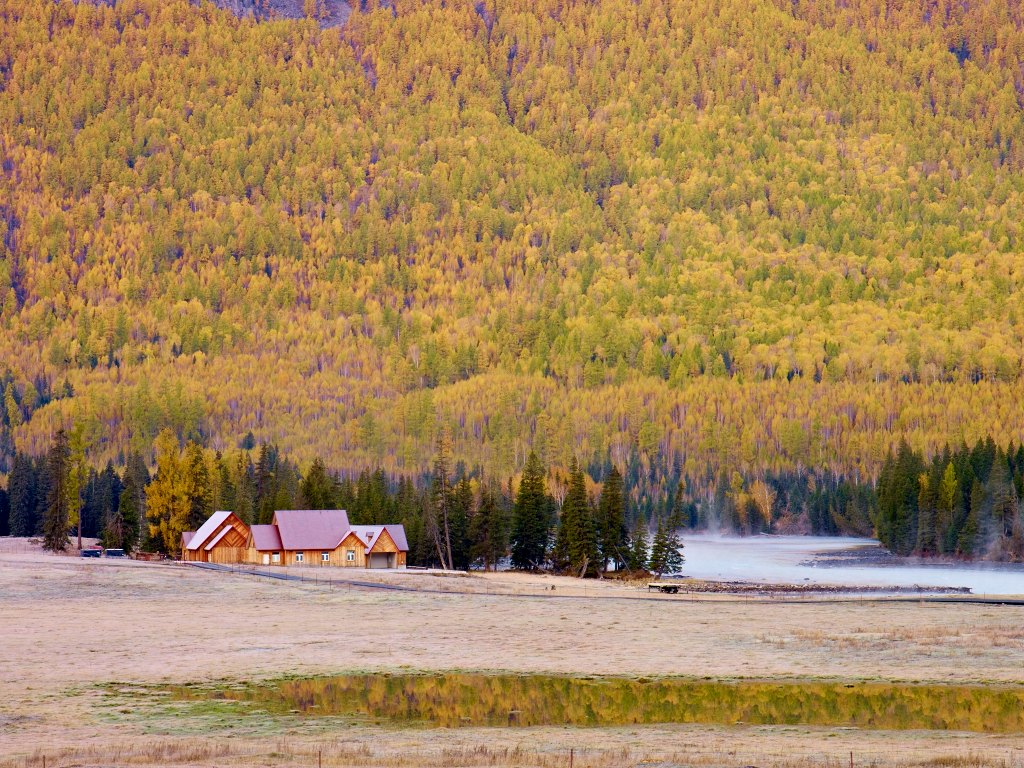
<box><xmin>679</xmin><ymin>534</ymin><xmax>1024</xmax><ymax>596</ymax></box>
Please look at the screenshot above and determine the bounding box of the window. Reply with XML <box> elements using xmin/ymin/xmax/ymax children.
<box><xmin>322</xmin><ymin>552</ymin><xmax>330</xmax><ymax>562</ymax></box>
<box><xmin>295</xmin><ymin>552</ymin><xmax>304</xmax><ymax>563</ymax></box>
<box><xmin>271</xmin><ymin>552</ymin><xmax>280</xmax><ymax>564</ymax></box>
<box><xmin>346</xmin><ymin>550</ymin><xmax>355</xmax><ymax>562</ymax></box>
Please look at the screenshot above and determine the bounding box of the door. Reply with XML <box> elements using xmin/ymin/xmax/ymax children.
<box><xmin>262</xmin><ymin>554</ymin><xmax>270</xmax><ymax>565</ymax></box>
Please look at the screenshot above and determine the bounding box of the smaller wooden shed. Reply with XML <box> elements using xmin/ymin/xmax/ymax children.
<box><xmin>181</xmin><ymin>511</ymin><xmax>250</xmax><ymax>563</ymax></box>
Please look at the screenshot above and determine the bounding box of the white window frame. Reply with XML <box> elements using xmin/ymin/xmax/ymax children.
<box><xmin>271</xmin><ymin>552</ymin><xmax>280</xmax><ymax>564</ymax></box>
<box><xmin>346</xmin><ymin>550</ymin><xmax>355</xmax><ymax>562</ymax></box>
<box><xmin>322</xmin><ymin>551</ymin><xmax>330</xmax><ymax>562</ymax></box>
<box><xmin>295</xmin><ymin>552</ymin><xmax>304</xmax><ymax>563</ymax></box>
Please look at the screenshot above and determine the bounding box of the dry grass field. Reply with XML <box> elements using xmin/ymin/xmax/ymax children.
<box><xmin>2</xmin><ymin>546</ymin><xmax>1024</xmax><ymax>767</ymax></box>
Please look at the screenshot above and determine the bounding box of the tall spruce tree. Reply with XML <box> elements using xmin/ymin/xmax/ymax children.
<box><xmin>648</xmin><ymin>517</ymin><xmax>685</xmax><ymax>577</ymax></box>
<box><xmin>115</xmin><ymin>466</ymin><xmax>142</xmax><ymax>553</ymax></box>
<box><xmin>123</xmin><ymin>451</ymin><xmax>150</xmax><ymax>548</ymax></box>
<box><xmin>469</xmin><ymin>479</ymin><xmax>509</xmax><ymax>571</ymax></box>
<box><xmin>597</xmin><ymin>463</ymin><xmax>627</xmax><ymax>573</ymax></box>
<box><xmin>8</xmin><ymin>451</ymin><xmax>38</xmax><ymax>537</ymax></box>
<box><xmin>510</xmin><ymin>451</ymin><xmax>551</xmax><ymax>570</ymax></box>
<box><xmin>300</xmin><ymin>457</ymin><xmax>337</xmax><ymax>509</ymax></box>
<box><xmin>915</xmin><ymin>470</ymin><xmax>938</xmax><ymax>555</ymax></box>
<box><xmin>552</xmin><ymin>457</ymin><xmax>599</xmax><ymax>577</ymax></box>
<box><xmin>626</xmin><ymin>518</ymin><xmax>650</xmax><ymax>572</ymax></box>
<box><xmin>450</xmin><ymin>475</ymin><xmax>473</xmax><ymax>570</ymax></box>
<box><xmin>42</xmin><ymin>429</ymin><xmax>71</xmax><ymax>552</ymax></box>
<box><xmin>233</xmin><ymin>452</ymin><xmax>255</xmax><ymax>524</ymax></box>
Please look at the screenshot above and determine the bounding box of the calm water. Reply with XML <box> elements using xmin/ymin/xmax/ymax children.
<box><xmin>679</xmin><ymin>534</ymin><xmax>1024</xmax><ymax>595</ymax></box>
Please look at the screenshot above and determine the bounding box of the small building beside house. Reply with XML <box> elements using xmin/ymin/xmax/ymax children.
<box><xmin>181</xmin><ymin>510</ymin><xmax>250</xmax><ymax>563</ymax></box>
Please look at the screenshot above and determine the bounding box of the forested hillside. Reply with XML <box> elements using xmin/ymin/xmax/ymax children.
<box><xmin>3</xmin><ymin>0</ymin><xmax>1024</xmax><ymax>520</ymax></box>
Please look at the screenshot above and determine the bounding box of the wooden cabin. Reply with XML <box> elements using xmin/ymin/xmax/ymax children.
<box><xmin>181</xmin><ymin>511</ymin><xmax>250</xmax><ymax>563</ymax></box>
<box><xmin>244</xmin><ymin>509</ymin><xmax>408</xmax><ymax>568</ymax></box>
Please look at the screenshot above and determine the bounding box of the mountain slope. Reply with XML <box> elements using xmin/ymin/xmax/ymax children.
<box><xmin>1</xmin><ymin>0</ymin><xmax>1023</xmax><ymax>488</ymax></box>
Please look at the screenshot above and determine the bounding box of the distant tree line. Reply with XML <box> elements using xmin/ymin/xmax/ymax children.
<box><xmin>4</xmin><ymin>424</ymin><xmax>1022</xmax><ymax>566</ymax></box>
<box><xmin>876</xmin><ymin>439</ymin><xmax>1024</xmax><ymax>560</ymax></box>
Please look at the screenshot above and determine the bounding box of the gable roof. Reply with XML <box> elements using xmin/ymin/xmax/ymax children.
<box><xmin>346</xmin><ymin>525</ymin><xmax>409</xmax><ymax>553</ymax></box>
<box><xmin>204</xmin><ymin>524</ymin><xmax>236</xmax><ymax>551</ymax></box>
<box><xmin>250</xmin><ymin>524</ymin><xmax>283</xmax><ymax>551</ymax></box>
<box><xmin>383</xmin><ymin>524</ymin><xmax>409</xmax><ymax>552</ymax></box>
<box><xmin>273</xmin><ymin>509</ymin><xmax>350</xmax><ymax>550</ymax></box>
<box><xmin>182</xmin><ymin>531</ymin><xmax>195</xmax><ymax>548</ymax></box>
<box><xmin>185</xmin><ymin>511</ymin><xmax>234</xmax><ymax>551</ymax></box>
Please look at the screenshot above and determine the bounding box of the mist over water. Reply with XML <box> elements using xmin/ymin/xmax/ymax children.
<box><xmin>679</xmin><ymin>534</ymin><xmax>1024</xmax><ymax>595</ymax></box>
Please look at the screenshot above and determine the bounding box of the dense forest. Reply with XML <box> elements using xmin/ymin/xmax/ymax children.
<box><xmin>3</xmin><ymin>425</ymin><xmax>1021</xmax><ymax>564</ymax></box>
<box><xmin>3</xmin><ymin>0</ymin><xmax>1024</xmax><ymax>533</ymax></box>
<box><xmin>3</xmin><ymin>426</ymin><xmax>690</xmax><ymax>575</ymax></box>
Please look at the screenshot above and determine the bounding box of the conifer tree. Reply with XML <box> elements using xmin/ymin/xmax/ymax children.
<box><xmin>8</xmin><ymin>451</ymin><xmax>39</xmax><ymax>537</ymax></box>
<box><xmin>552</xmin><ymin>457</ymin><xmax>599</xmax><ymax>577</ymax></box>
<box><xmin>596</xmin><ymin>463</ymin><xmax>627</xmax><ymax>572</ymax></box>
<box><xmin>510</xmin><ymin>451</ymin><xmax>551</xmax><ymax>570</ymax></box>
<box><xmin>449</xmin><ymin>475</ymin><xmax>473</xmax><ymax>570</ymax></box>
<box><xmin>115</xmin><ymin>467</ymin><xmax>142</xmax><ymax>554</ymax></box>
<box><xmin>300</xmin><ymin>457</ymin><xmax>336</xmax><ymax>509</ymax></box>
<box><xmin>626</xmin><ymin>518</ymin><xmax>650</xmax><ymax>572</ymax></box>
<box><xmin>0</xmin><ymin>486</ymin><xmax>8</xmax><ymax>537</ymax></box>
<box><xmin>958</xmin><ymin>480</ymin><xmax>985</xmax><ymax>557</ymax></box>
<box><xmin>233</xmin><ymin>452</ymin><xmax>255</xmax><ymax>524</ymax></box>
<box><xmin>915</xmin><ymin>471</ymin><xmax>938</xmax><ymax>555</ymax></box>
<box><xmin>469</xmin><ymin>479</ymin><xmax>509</xmax><ymax>571</ymax></box>
<box><xmin>42</xmin><ymin>429</ymin><xmax>71</xmax><ymax>552</ymax></box>
<box><xmin>648</xmin><ymin>517</ymin><xmax>685</xmax><ymax>577</ymax></box>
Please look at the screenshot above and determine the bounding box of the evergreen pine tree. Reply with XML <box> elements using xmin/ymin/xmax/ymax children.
<box><xmin>915</xmin><ymin>471</ymin><xmax>938</xmax><ymax>555</ymax></box>
<box><xmin>300</xmin><ymin>457</ymin><xmax>337</xmax><ymax>509</ymax></box>
<box><xmin>116</xmin><ymin>467</ymin><xmax>142</xmax><ymax>554</ymax></box>
<box><xmin>449</xmin><ymin>475</ymin><xmax>473</xmax><ymax>570</ymax></box>
<box><xmin>648</xmin><ymin>517</ymin><xmax>685</xmax><ymax>577</ymax></box>
<box><xmin>958</xmin><ymin>480</ymin><xmax>985</xmax><ymax>557</ymax></box>
<box><xmin>42</xmin><ymin>429</ymin><xmax>71</xmax><ymax>552</ymax></box>
<box><xmin>0</xmin><ymin>486</ymin><xmax>8</xmax><ymax>536</ymax></box>
<box><xmin>233</xmin><ymin>452</ymin><xmax>255</xmax><ymax>524</ymax></box>
<box><xmin>510</xmin><ymin>451</ymin><xmax>551</xmax><ymax>570</ymax></box>
<box><xmin>596</xmin><ymin>463</ymin><xmax>627</xmax><ymax>572</ymax></box>
<box><xmin>469</xmin><ymin>479</ymin><xmax>509</xmax><ymax>571</ymax></box>
<box><xmin>626</xmin><ymin>518</ymin><xmax>649</xmax><ymax>572</ymax></box>
<box><xmin>552</xmin><ymin>457</ymin><xmax>599</xmax><ymax>577</ymax></box>
<box><xmin>8</xmin><ymin>451</ymin><xmax>39</xmax><ymax>537</ymax></box>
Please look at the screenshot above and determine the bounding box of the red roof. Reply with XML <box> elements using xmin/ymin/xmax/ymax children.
<box><xmin>273</xmin><ymin>509</ymin><xmax>350</xmax><ymax>550</ymax></box>
<box><xmin>250</xmin><ymin>524</ymin><xmax>283</xmax><ymax>551</ymax></box>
